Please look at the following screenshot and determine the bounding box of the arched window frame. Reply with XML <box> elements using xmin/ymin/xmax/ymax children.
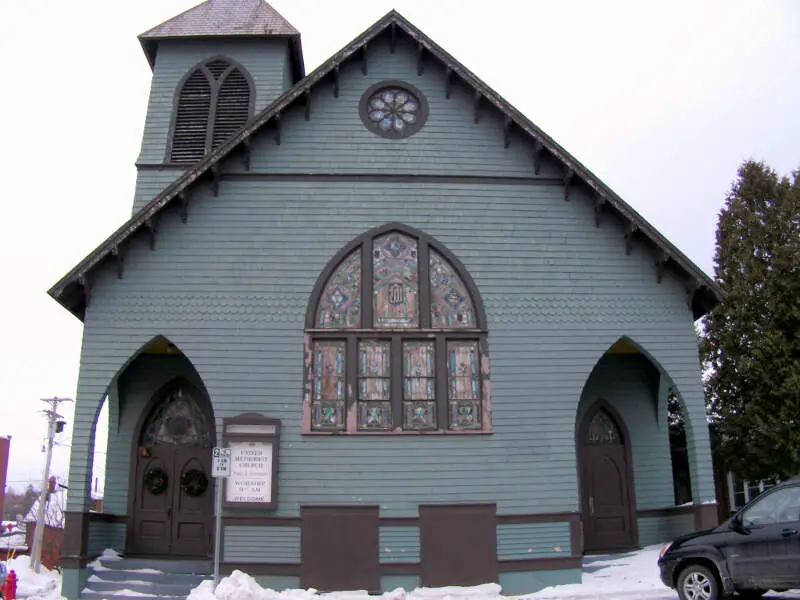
<box><xmin>166</xmin><ymin>55</ymin><xmax>255</xmax><ymax>163</ymax></box>
<box><xmin>303</xmin><ymin>223</ymin><xmax>491</xmax><ymax>435</ymax></box>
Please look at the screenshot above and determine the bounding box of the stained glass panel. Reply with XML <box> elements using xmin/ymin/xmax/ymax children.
<box><xmin>373</xmin><ymin>233</ymin><xmax>419</xmax><ymax>328</ymax></box>
<box><xmin>312</xmin><ymin>342</ymin><xmax>345</xmax><ymax>431</ymax></box>
<box><xmin>405</xmin><ymin>401</ymin><xmax>436</xmax><ymax>429</ymax></box>
<box><xmin>587</xmin><ymin>410</ymin><xmax>620</xmax><ymax>444</ymax></box>
<box><xmin>403</xmin><ymin>342</ymin><xmax>435</xmax><ymax>429</ymax></box>
<box><xmin>448</xmin><ymin>341</ymin><xmax>481</xmax><ymax>430</ymax></box>
<box><xmin>359</xmin><ymin>402</ymin><xmax>392</xmax><ymax>429</ymax></box>
<box><xmin>359</xmin><ymin>341</ymin><xmax>390</xmax><ymax>400</ymax></box>
<box><xmin>430</xmin><ymin>250</ymin><xmax>475</xmax><ymax>328</ymax></box>
<box><xmin>317</xmin><ymin>251</ymin><xmax>361</xmax><ymax>328</ymax></box>
<box><xmin>141</xmin><ymin>387</ymin><xmax>212</xmax><ymax>447</ymax></box>
<box><xmin>359</xmin><ymin>342</ymin><xmax>392</xmax><ymax>429</ymax></box>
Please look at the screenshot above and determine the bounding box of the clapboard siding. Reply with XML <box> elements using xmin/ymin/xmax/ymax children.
<box><xmin>133</xmin><ymin>37</ymin><xmax>293</xmax><ymax>213</ymax></box>
<box><xmin>66</xmin><ymin>37</ymin><xmax>714</xmax><ymax>520</ymax></box>
<box><xmin>103</xmin><ymin>355</ymin><xmax>208</xmax><ymax>515</ymax></box>
<box><xmin>638</xmin><ymin>513</ymin><xmax>696</xmax><ymax>546</ymax></box>
<box><xmin>132</xmin><ymin>169</ymin><xmax>186</xmax><ymax>213</ymax></box>
<box><xmin>496</xmin><ymin>523</ymin><xmax>572</xmax><ymax>559</ymax></box>
<box><xmin>223</xmin><ymin>526</ymin><xmax>300</xmax><ymax>563</ymax></box>
<box><xmin>379</xmin><ymin>527</ymin><xmax>419</xmax><ymax>563</ymax></box>
<box><xmin>87</xmin><ymin>521</ymin><xmax>126</xmax><ymax>558</ymax></box>
<box><xmin>237</xmin><ymin>36</ymin><xmax>563</xmax><ymax>179</ymax></box>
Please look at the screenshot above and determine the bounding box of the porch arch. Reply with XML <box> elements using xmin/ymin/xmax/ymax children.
<box><xmin>64</xmin><ymin>333</ymin><xmax>215</xmax><ymax>562</ymax></box>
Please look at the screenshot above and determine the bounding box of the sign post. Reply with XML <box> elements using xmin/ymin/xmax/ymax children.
<box><xmin>211</xmin><ymin>447</ymin><xmax>231</xmax><ymax>587</ymax></box>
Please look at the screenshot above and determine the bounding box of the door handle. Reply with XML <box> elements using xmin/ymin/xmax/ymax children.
<box><xmin>589</xmin><ymin>497</ymin><xmax>594</xmax><ymax>516</ymax></box>
<box><xmin>167</xmin><ymin>507</ymin><xmax>172</xmax><ymax>520</ymax></box>
<box><xmin>781</xmin><ymin>528</ymin><xmax>798</xmax><ymax>537</ymax></box>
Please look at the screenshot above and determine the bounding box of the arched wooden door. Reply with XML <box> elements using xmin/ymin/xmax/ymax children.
<box><xmin>578</xmin><ymin>404</ymin><xmax>638</xmax><ymax>553</ymax></box>
<box><xmin>129</xmin><ymin>381</ymin><xmax>214</xmax><ymax>557</ymax></box>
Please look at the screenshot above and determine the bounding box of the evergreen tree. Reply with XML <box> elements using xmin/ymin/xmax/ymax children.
<box><xmin>702</xmin><ymin>160</ymin><xmax>800</xmax><ymax>480</ymax></box>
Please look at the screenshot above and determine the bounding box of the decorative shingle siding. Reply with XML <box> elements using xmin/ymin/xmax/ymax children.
<box><xmin>67</xmin><ymin>38</ymin><xmax>714</xmax><ymax>531</ymax></box>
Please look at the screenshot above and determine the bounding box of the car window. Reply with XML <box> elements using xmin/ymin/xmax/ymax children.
<box><xmin>741</xmin><ymin>485</ymin><xmax>800</xmax><ymax>527</ymax></box>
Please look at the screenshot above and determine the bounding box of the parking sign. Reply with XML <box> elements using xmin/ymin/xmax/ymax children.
<box><xmin>212</xmin><ymin>447</ymin><xmax>231</xmax><ymax>478</ymax></box>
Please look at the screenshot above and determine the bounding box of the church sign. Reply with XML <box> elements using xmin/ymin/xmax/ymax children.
<box><xmin>223</xmin><ymin>414</ymin><xmax>281</xmax><ymax>509</ymax></box>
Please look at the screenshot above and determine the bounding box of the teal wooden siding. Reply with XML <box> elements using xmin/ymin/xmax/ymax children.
<box><xmin>381</xmin><ymin>575</ymin><xmax>420</xmax><ymax>591</ymax></box>
<box><xmin>132</xmin><ymin>168</ymin><xmax>186</xmax><ymax>216</ymax></box>
<box><xmin>496</xmin><ymin>523</ymin><xmax>572</xmax><ymax>559</ymax></box>
<box><xmin>379</xmin><ymin>527</ymin><xmax>419</xmax><ymax>563</ymax></box>
<box><xmin>578</xmin><ymin>354</ymin><xmax>675</xmax><ymax>510</ymax></box>
<box><xmin>251</xmin><ymin>575</ymin><xmax>300</xmax><ymax>591</ymax></box>
<box><xmin>86</xmin><ymin>521</ymin><xmax>125</xmax><ymax>558</ymax></box>
<box><xmin>66</xmin><ymin>37</ymin><xmax>715</xmax><ymax>527</ymax></box>
<box><xmin>500</xmin><ymin>569</ymin><xmax>580</xmax><ymax>596</ymax></box>
<box><xmin>133</xmin><ymin>37</ymin><xmax>293</xmax><ymax>213</ymax></box>
<box><xmin>223</xmin><ymin>526</ymin><xmax>300</xmax><ymax>563</ymax></box>
<box><xmin>236</xmin><ymin>36</ymin><xmax>563</xmax><ymax>179</ymax></box>
<box><xmin>638</xmin><ymin>513</ymin><xmax>695</xmax><ymax>546</ymax></box>
<box><xmin>103</xmin><ymin>354</ymin><xmax>207</xmax><ymax>514</ymax></box>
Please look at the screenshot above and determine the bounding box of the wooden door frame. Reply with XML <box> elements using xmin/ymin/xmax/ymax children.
<box><xmin>576</xmin><ymin>399</ymin><xmax>639</xmax><ymax>551</ymax></box>
<box><xmin>126</xmin><ymin>376</ymin><xmax>216</xmax><ymax>556</ymax></box>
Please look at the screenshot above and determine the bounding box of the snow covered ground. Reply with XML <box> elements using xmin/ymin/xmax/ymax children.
<box><xmin>5</xmin><ymin>545</ymin><xmax>800</xmax><ymax>600</ymax></box>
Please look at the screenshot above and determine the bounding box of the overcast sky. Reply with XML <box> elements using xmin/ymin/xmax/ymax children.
<box><xmin>0</xmin><ymin>0</ymin><xmax>797</xmax><ymax>495</ymax></box>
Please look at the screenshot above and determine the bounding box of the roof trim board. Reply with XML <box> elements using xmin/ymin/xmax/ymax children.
<box><xmin>48</xmin><ymin>10</ymin><xmax>724</xmax><ymax>321</ymax></box>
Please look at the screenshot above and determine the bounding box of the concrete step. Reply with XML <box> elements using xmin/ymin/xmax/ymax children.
<box><xmin>83</xmin><ymin>557</ymin><xmax>212</xmax><ymax>600</ymax></box>
<box><xmin>86</xmin><ymin>577</ymin><xmax>207</xmax><ymax>596</ymax></box>
<box><xmin>88</xmin><ymin>569</ymin><xmax>208</xmax><ymax>585</ymax></box>
<box><xmin>98</xmin><ymin>557</ymin><xmax>212</xmax><ymax>574</ymax></box>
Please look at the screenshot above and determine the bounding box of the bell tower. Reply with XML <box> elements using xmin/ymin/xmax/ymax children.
<box><xmin>131</xmin><ymin>0</ymin><xmax>304</xmax><ymax>213</ymax></box>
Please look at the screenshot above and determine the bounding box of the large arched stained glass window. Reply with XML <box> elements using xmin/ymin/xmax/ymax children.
<box><xmin>306</xmin><ymin>224</ymin><xmax>489</xmax><ymax>435</ymax></box>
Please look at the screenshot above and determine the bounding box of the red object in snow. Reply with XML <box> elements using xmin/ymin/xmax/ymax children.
<box><xmin>1</xmin><ymin>569</ymin><xmax>16</xmax><ymax>600</ymax></box>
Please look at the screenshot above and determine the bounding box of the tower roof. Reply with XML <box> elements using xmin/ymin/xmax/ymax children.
<box><xmin>139</xmin><ymin>0</ymin><xmax>302</xmax><ymax>71</ymax></box>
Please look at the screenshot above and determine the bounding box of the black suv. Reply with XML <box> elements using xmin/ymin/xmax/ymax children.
<box><xmin>658</xmin><ymin>479</ymin><xmax>800</xmax><ymax>600</ymax></box>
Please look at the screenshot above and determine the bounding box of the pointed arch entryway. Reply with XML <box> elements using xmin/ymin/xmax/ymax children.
<box><xmin>127</xmin><ymin>377</ymin><xmax>215</xmax><ymax>557</ymax></box>
<box><xmin>577</xmin><ymin>400</ymin><xmax>638</xmax><ymax>553</ymax></box>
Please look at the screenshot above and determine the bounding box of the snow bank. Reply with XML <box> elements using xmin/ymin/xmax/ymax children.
<box><xmin>187</xmin><ymin>572</ymin><xmax>504</xmax><ymax>600</ymax></box>
<box><xmin>4</xmin><ymin>555</ymin><xmax>62</xmax><ymax>600</ymax></box>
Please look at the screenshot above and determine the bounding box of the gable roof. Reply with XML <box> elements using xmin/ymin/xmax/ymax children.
<box><xmin>138</xmin><ymin>0</ymin><xmax>304</xmax><ymax>79</ymax></box>
<box><xmin>49</xmin><ymin>10</ymin><xmax>724</xmax><ymax>321</ymax></box>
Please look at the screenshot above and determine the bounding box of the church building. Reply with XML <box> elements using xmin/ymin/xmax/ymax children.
<box><xmin>48</xmin><ymin>1</ymin><xmax>723</xmax><ymax>597</ymax></box>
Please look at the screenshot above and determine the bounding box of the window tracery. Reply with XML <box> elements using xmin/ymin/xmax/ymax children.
<box><xmin>306</xmin><ymin>225</ymin><xmax>489</xmax><ymax>434</ymax></box>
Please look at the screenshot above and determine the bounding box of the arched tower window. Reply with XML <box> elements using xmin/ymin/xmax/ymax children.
<box><xmin>304</xmin><ymin>224</ymin><xmax>490</xmax><ymax>434</ymax></box>
<box><xmin>169</xmin><ymin>58</ymin><xmax>254</xmax><ymax>163</ymax></box>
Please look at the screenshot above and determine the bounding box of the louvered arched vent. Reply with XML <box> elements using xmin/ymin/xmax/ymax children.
<box><xmin>171</xmin><ymin>70</ymin><xmax>212</xmax><ymax>163</ymax></box>
<box><xmin>212</xmin><ymin>69</ymin><xmax>251</xmax><ymax>150</ymax></box>
<box><xmin>169</xmin><ymin>58</ymin><xmax>253</xmax><ymax>164</ymax></box>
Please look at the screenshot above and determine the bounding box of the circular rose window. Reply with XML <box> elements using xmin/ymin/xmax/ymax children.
<box><xmin>359</xmin><ymin>81</ymin><xmax>429</xmax><ymax>139</ymax></box>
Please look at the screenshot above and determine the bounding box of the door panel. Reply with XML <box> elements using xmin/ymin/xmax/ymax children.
<box><xmin>301</xmin><ymin>506</ymin><xmax>380</xmax><ymax>592</ymax></box>
<box><xmin>170</xmin><ymin>449</ymin><xmax>213</xmax><ymax>557</ymax></box>
<box><xmin>580</xmin><ymin>407</ymin><xmax>636</xmax><ymax>553</ymax></box>
<box><xmin>419</xmin><ymin>504</ymin><xmax>498</xmax><ymax>587</ymax></box>
<box><xmin>131</xmin><ymin>449</ymin><xmax>174</xmax><ymax>555</ymax></box>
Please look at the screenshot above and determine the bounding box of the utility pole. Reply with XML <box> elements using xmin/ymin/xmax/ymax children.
<box><xmin>30</xmin><ymin>397</ymin><xmax>72</xmax><ymax>573</ymax></box>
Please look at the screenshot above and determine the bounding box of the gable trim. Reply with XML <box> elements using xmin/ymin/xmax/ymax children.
<box><xmin>49</xmin><ymin>10</ymin><xmax>723</xmax><ymax>321</ymax></box>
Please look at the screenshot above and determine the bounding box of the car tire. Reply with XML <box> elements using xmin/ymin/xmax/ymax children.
<box><xmin>737</xmin><ymin>591</ymin><xmax>767</xmax><ymax>599</ymax></box>
<box><xmin>677</xmin><ymin>564</ymin><xmax>721</xmax><ymax>600</ymax></box>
